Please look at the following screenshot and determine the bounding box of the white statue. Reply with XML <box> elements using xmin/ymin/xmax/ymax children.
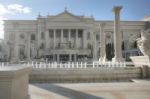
<box><xmin>137</xmin><ymin>29</ymin><xmax>150</xmax><ymax>58</ymax></box>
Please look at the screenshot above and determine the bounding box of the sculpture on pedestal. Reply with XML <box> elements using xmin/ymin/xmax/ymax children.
<box><xmin>137</xmin><ymin>29</ymin><xmax>150</xmax><ymax>58</ymax></box>
<box><xmin>130</xmin><ymin>29</ymin><xmax>150</xmax><ymax>66</ymax></box>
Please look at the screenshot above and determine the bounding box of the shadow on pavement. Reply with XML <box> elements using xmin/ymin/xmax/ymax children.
<box><xmin>33</xmin><ymin>83</ymin><xmax>105</xmax><ymax>99</ymax></box>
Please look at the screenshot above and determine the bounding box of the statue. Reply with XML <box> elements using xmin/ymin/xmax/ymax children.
<box><xmin>137</xmin><ymin>29</ymin><xmax>150</xmax><ymax>59</ymax></box>
<box><xmin>130</xmin><ymin>29</ymin><xmax>150</xmax><ymax>66</ymax></box>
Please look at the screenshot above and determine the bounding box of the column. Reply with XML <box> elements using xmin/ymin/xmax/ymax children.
<box><xmin>69</xmin><ymin>54</ymin><xmax>72</xmax><ymax>61</ymax></box>
<box><xmin>68</xmin><ymin>29</ymin><xmax>71</xmax><ymax>48</ymax></box>
<box><xmin>37</xmin><ymin>20</ymin><xmax>43</xmax><ymax>58</ymax></box>
<box><xmin>57</xmin><ymin>54</ymin><xmax>59</xmax><ymax>62</ymax></box>
<box><xmin>75</xmin><ymin>29</ymin><xmax>78</xmax><ymax>49</ymax></box>
<box><xmin>83</xmin><ymin>30</ymin><xmax>87</xmax><ymax>49</ymax></box>
<box><xmin>112</xmin><ymin>6</ymin><xmax>124</xmax><ymax>62</ymax></box>
<box><xmin>53</xmin><ymin>29</ymin><xmax>56</xmax><ymax>49</ymax></box>
<box><xmin>45</xmin><ymin>30</ymin><xmax>49</xmax><ymax>49</ymax></box>
<box><xmin>99</xmin><ymin>23</ymin><xmax>106</xmax><ymax>62</ymax></box>
<box><xmin>27</xmin><ymin>33</ymin><xmax>31</xmax><ymax>61</ymax></box>
<box><xmin>7</xmin><ymin>43</ymin><xmax>10</xmax><ymax>61</ymax></box>
<box><xmin>53</xmin><ymin>54</ymin><xmax>55</xmax><ymax>61</ymax></box>
<box><xmin>74</xmin><ymin>54</ymin><xmax>77</xmax><ymax>62</ymax></box>
<box><xmin>14</xmin><ymin>31</ymin><xmax>19</xmax><ymax>62</ymax></box>
<box><xmin>68</xmin><ymin>29</ymin><xmax>71</xmax><ymax>41</ymax></box>
<box><xmin>92</xmin><ymin>31</ymin><xmax>97</xmax><ymax>60</ymax></box>
<box><xmin>61</xmin><ymin>29</ymin><xmax>63</xmax><ymax>43</ymax></box>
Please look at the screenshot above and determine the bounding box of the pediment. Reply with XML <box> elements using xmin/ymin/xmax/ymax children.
<box><xmin>49</xmin><ymin>11</ymin><xmax>83</xmax><ymax>22</ymax></box>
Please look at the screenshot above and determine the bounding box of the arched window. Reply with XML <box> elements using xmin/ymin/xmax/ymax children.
<box><xmin>87</xmin><ymin>43</ymin><xmax>92</xmax><ymax>49</ymax></box>
<box><xmin>40</xmin><ymin>43</ymin><xmax>45</xmax><ymax>49</ymax></box>
<box><xmin>20</xmin><ymin>34</ymin><xmax>24</xmax><ymax>39</ymax></box>
<box><xmin>31</xmin><ymin>34</ymin><xmax>35</xmax><ymax>40</ymax></box>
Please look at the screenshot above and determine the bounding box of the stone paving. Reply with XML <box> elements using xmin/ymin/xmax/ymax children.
<box><xmin>29</xmin><ymin>80</ymin><xmax>150</xmax><ymax>99</ymax></box>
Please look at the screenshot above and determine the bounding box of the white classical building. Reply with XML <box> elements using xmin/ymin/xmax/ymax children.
<box><xmin>4</xmin><ymin>8</ymin><xmax>150</xmax><ymax>62</ymax></box>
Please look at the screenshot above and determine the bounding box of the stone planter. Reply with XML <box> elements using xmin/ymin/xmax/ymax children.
<box><xmin>0</xmin><ymin>66</ymin><xmax>31</xmax><ymax>99</ymax></box>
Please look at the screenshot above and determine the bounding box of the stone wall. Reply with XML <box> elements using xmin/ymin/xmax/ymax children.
<box><xmin>29</xmin><ymin>67</ymin><xmax>142</xmax><ymax>83</ymax></box>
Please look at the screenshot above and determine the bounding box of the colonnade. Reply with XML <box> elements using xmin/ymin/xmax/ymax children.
<box><xmin>45</xmin><ymin>29</ymin><xmax>87</xmax><ymax>49</ymax></box>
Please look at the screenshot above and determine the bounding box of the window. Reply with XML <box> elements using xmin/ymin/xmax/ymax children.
<box><xmin>71</xmin><ymin>29</ymin><xmax>76</xmax><ymax>38</ymax></box>
<box><xmin>9</xmin><ymin>33</ymin><xmax>15</xmax><ymax>41</ymax></box>
<box><xmin>78</xmin><ymin>29</ymin><xmax>83</xmax><ymax>38</ymax></box>
<box><xmin>87</xmin><ymin>43</ymin><xmax>92</xmax><ymax>49</ymax></box>
<box><xmin>20</xmin><ymin>34</ymin><xmax>24</xmax><ymax>39</ymax></box>
<box><xmin>96</xmin><ymin>34</ymin><xmax>100</xmax><ymax>40</ymax></box>
<box><xmin>49</xmin><ymin>29</ymin><xmax>54</xmax><ymax>38</ymax></box>
<box><xmin>87</xmin><ymin>32</ymin><xmax>90</xmax><ymax>40</ymax></box>
<box><xmin>41</xmin><ymin>32</ymin><xmax>44</xmax><ymax>39</ymax></box>
<box><xmin>56</xmin><ymin>29</ymin><xmax>61</xmax><ymax>38</ymax></box>
<box><xmin>63</xmin><ymin>29</ymin><xmax>68</xmax><ymax>38</ymax></box>
<box><xmin>19</xmin><ymin>45</ymin><xmax>25</xmax><ymax>59</ymax></box>
<box><xmin>40</xmin><ymin>43</ymin><xmax>44</xmax><ymax>49</ymax></box>
<box><xmin>106</xmin><ymin>35</ymin><xmax>111</xmax><ymax>39</ymax></box>
<box><xmin>31</xmin><ymin>34</ymin><xmax>35</xmax><ymax>40</ymax></box>
<box><xmin>134</xmin><ymin>41</ymin><xmax>137</xmax><ymax>48</ymax></box>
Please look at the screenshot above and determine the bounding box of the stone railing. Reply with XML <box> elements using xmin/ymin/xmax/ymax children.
<box><xmin>30</xmin><ymin>66</ymin><xmax>141</xmax><ymax>83</ymax></box>
<box><xmin>1</xmin><ymin>62</ymin><xmax>148</xmax><ymax>83</ymax></box>
<box><xmin>24</xmin><ymin>61</ymin><xmax>126</xmax><ymax>69</ymax></box>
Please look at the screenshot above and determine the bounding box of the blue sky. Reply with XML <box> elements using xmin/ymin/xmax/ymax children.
<box><xmin>0</xmin><ymin>0</ymin><xmax>150</xmax><ymax>39</ymax></box>
<box><xmin>1</xmin><ymin>0</ymin><xmax>150</xmax><ymax>20</ymax></box>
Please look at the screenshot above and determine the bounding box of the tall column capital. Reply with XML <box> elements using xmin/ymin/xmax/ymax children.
<box><xmin>112</xmin><ymin>6</ymin><xmax>122</xmax><ymax>13</ymax></box>
<box><xmin>112</xmin><ymin>6</ymin><xmax>124</xmax><ymax>62</ymax></box>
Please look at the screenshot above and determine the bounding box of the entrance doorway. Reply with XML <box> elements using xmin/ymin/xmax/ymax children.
<box><xmin>60</xmin><ymin>54</ymin><xmax>69</xmax><ymax>62</ymax></box>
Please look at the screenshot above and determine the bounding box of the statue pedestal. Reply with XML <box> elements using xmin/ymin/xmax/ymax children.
<box><xmin>130</xmin><ymin>56</ymin><xmax>150</xmax><ymax>66</ymax></box>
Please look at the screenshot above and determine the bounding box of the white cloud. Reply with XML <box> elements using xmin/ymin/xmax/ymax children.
<box><xmin>0</xmin><ymin>17</ymin><xmax>5</xmax><ymax>39</ymax></box>
<box><xmin>0</xmin><ymin>4</ymin><xmax>32</xmax><ymax>39</ymax></box>
<box><xmin>7</xmin><ymin>4</ymin><xmax>31</xmax><ymax>14</ymax></box>
<box><xmin>0</xmin><ymin>4</ymin><xmax>10</xmax><ymax>15</ymax></box>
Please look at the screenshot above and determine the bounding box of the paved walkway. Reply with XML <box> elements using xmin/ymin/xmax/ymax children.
<box><xmin>29</xmin><ymin>80</ymin><xmax>150</xmax><ymax>99</ymax></box>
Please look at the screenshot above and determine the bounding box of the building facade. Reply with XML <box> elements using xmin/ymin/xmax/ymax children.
<box><xmin>4</xmin><ymin>9</ymin><xmax>150</xmax><ymax>62</ymax></box>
